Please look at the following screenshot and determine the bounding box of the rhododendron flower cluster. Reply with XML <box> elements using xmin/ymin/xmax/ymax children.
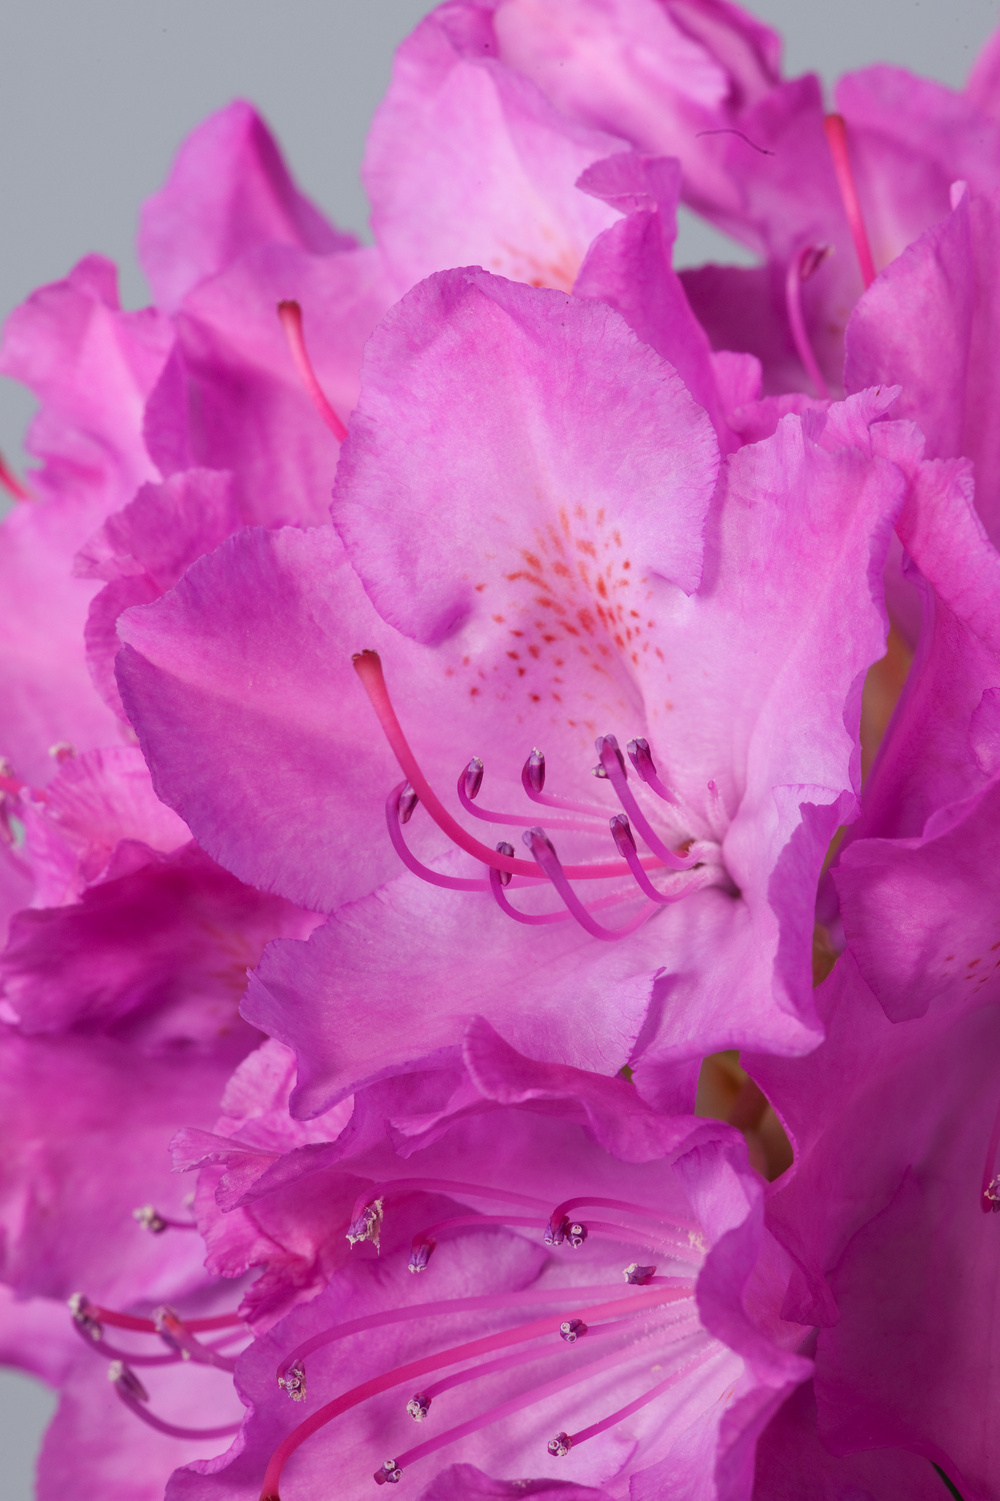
<box><xmin>1</xmin><ymin>3</ymin><xmax>996</xmax><ymax>1499</ymax></box>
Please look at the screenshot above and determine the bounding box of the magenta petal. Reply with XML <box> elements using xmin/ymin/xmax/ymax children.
<box><xmin>752</xmin><ymin>1380</ymin><xmax>943</xmax><ymax>1501</ymax></box>
<box><xmin>1</xmin><ymin>841</ymin><xmax>311</xmax><ymax>1045</ymax></box>
<box><xmin>365</xmin><ymin>9</ymin><xmax>625</xmax><ymax>295</ymax></box>
<box><xmin>333</xmin><ymin>267</ymin><xmax>719</xmax><ymax>646</ymax></box>
<box><xmin>150</xmin><ymin>243</ymin><xmax>394</xmax><ymax>527</ymax></box>
<box><xmin>138</xmin><ymin>100</ymin><xmax>354</xmax><ymax>315</ymax></box>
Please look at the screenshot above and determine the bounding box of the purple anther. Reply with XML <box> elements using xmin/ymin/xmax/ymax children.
<box><xmin>544</xmin><ymin>1214</ymin><xmax>588</xmax><ymax>1248</ymax></box>
<box><xmin>626</xmin><ymin>737</ymin><xmax>655</xmax><ymax>782</ymax></box>
<box><xmin>610</xmin><ymin>813</ymin><xmax>636</xmax><ymax>857</ymax></box>
<box><xmin>560</xmin><ymin>1318</ymin><xmax>587</xmax><ymax>1343</ymax></box>
<box><xmin>397</xmin><ymin>783</ymin><xmax>419</xmax><ymax>825</ymax></box>
<box><xmin>595</xmin><ymin>734</ymin><xmax>626</xmax><ymax>776</ymax></box>
<box><xmin>108</xmin><ymin>1361</ymin><xmax>149</xmax><ymax>1403</ymax></box>
<box><xmin>624</xmin><ymin>737</ymin><xmax>679</xmax><ymax>804</ymax></box>
<box><xmin>278</xmin><ymin>1358</ymin><xmax>307</xmax><ymax>1401</ymax></box>
<box><xmin>408</xmin><ymin>1239</ymin><xmax>435</xmax><ymax>1274</ymax></box>
<box><xmin>407</xmin><ymin>1393</ymin><xmax>431</xmax><ymax>1422</ymax></box>
<box><xmin>374</xmin><ymin>1459</ymin><xmax>402</xmax><ymax>1485</ymax></box>
<box><xmin>347</xmin><ymin>1197</ymin><xmax>384</xmax><ymax>1250</ymax></box>
<box><xmin>68</xmin><ymin>1293</ymin><xmax>103</xmax><ymax>1341</ymax></box>
<box><xmin>548</xmin><ymin>1432</ymin><xmax>573</xmax><ymax>1457</ymax></box>
<box><xmin>495</xmin><ymin>840</ymin><xmax>514</xmax><ymax>887</ymax></box>
<box><xmin>463</xmin><ymin>758</ymin><xmax>484</xmax><ymax>801</ymax></box>
<box><xmin>522</xmin><ymin>747</ymin><xmax>546</xmax><ymax>794</ymax></box>
<box><xmin>623</xmin><ymin>1263</ymin><xmax>658</xmax><ymax>1285</ymax></box>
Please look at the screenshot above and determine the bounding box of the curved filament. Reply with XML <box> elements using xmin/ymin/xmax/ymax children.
<box><xmin>259</xmin><ymin>1289</ymin><xmax>674</xmax><ymax>1498</ymax></box>
<box><xmin>353</xmin><ymin>652</ymin><xmax>656</xmax><ymax>884</ymax></box>
<box><xmin>595</xmin><ymin>738</ymin><xmax>694</xmax><ymax>871</ymax></box>
<box><xmin>386</xmin><ymin>784</ymin><xmax>491</xmax><ymax>890</ymax></box>
<box><xmin>823</xmin><ymin>115</ymin><xmax>876</xmax><ymax>289</ymax></box>
<box><xmin>785</xmin><ymin>245</ymin><xmax>832</xmax><ymax>400</ymax></box>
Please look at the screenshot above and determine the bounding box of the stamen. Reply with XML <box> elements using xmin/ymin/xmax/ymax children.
<box><xmin>277</xmin><ymin>1282</ymin><xmax>642</xmax><ymax>1389</ymax></box>
<box><xmin>823</xmin><ymin>115</ymin><xmax>876</xmax><ymax>289</ymax></box>
<box><xmin>347</xmin><ymin>1197</ymin><xmax>385</xmax><ymax>1250</ymax></box>
<box><xmin>259</xmin><ymin>1288</ymin><xmax>675</xmax><ymax>1500</ymax></box>
<box><xmin>109</xmin><ymin>1361</ymin><xmax>243</xmax><ymax>1440</ymax></box>
<box><xmin>279</xmin><ymin>1360</ymin><xmax>307</xmax><ymax>1402</ymax></box>
<box><xmin>154</xmin><ymin>1306</ymin><xmax>239</xmax><ymax>1371</ymax></box>
<box><xmin>83</xmin><ymin>1301</ymin><xmax>243</xmax><ymax>1335</ymax></box>
<box><xmin>549</xmin><ymin>1197</ymin><xmax>697</xmax><ymax>1237</ymax></box>
<box><xmin>408</xmin><ymin>1317</ymin><xmax>631</xmax><ymax>1419</ymax></box>
<box><xmin>0</xmin><ymin>451</ymin><xmax>32</xmax><ymax>501</ymax></box>
<box><xmin>353</xmin><ymin>653</ymin><xmax>647</xmax><ymax>884</ymax></box>
<box><xmin>784</xmin><ymin>244</ymin><xmax>832</xmax><ymax>400</ymax></box>
<box><xmin>68</xmin><ymin>1293</ymin><xmax>103</xmax><ymax>1341</ymax></box>
<box><xmin>625</xmin><ymin>738</ymin><xmax>678</xmax><ymax>804</ymax></box>
<box><xmin>559</xmin><ymin>1319</ymin><xmax>587</xmax><ymax>1343</ymax></box>
<box><xmin>380</xmin><ymin>1319</ymin><xmax>702</xmax><ymax>1486</ymax></box>
<box><xmin>408</xmin><ymin>1216</ymin><xmax>543</xmax><ymax>1272</ymax></box>
<box><xmin>593</xmin><ymin>737</ymin><xmax>694</xmax><ymax>871</ymax></box>
<box><xmin>980</xmin><ymin>1095</ymin><xmax>1000</xmax><ymax>1213</ymax></box>
<box><xmin>623</xmin><ymin>1263</ymin><xmax>657</xmax><ymax>1285</ymax></box>
<box><xmin>609</xmin><ymin>815</ymin><xmax>704</xmax><ymax>905</ymax></box>
<box><xmin>521</xmin><ymin>748</ymin><xmax>611</xmax><ymax>818</ymax></box>
<box><xmin>519</xmin><ymin>828</ymin><xmax>659</xmax><ymax>941</ymax></box>
<box><xmin>459</xmin><ymin>759</ymin><xmax>601</xmax><ymax>832</ymax></box>
<box><xmin>276</xmin><ymin>300</ymin><xmax>348</xmax><ymax>441</ymax></box>
<box><xmin>551</xmin><ymin>1345</ymin><xmax>718</xmax><ymax>1453</ymax></box>
<box><xmin>386</xmin><ymin>785</ymin><xmax>492</xmax><ymax>891</ymax></box>
<box><xmin>133</xmin><ymin>1203</ymin><xmax>198</xmax><ymax>1234</ymax></box>
<box><xmin>543</xmin><ymin>1218</ymin><xmax>588</xmax><ymax>1250</ymax></box>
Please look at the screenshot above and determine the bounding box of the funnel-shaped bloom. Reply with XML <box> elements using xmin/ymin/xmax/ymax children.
<box><xmin>166</xmin><ymin>1021</ymin><xmax>808</xmax><ymax>1501</ymax></box>
<box><xmin>118</xmin><ymin>270</ymin><xmax>904</xmax><ymax>1097</ymax></box>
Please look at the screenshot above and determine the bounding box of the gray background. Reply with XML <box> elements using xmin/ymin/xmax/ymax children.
<box><xmin>0</xmin><ymin>1</ymin><xmax>996</xmax><ymax>1495</ymax></box>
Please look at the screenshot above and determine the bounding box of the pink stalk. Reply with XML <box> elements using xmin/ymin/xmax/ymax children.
<box><xmin>353</xmin><ymin>651</ymin><xmax>661</xmax><ymax>882</ymax></box>
<box><xmin>823</xmin><ymin>115</ymin><xmax>876</xmax><ymax>289</ymax></box>
<box><xmin>277</xmin><ymin>1281</ymin><xmax>635</xmax><ymax>1383</ymax></box>
<box><xmin>785</xmin><ymin>245</ymin><xmax>832</xmax><ymax>398</ymax></box>
<box><xmin>276</xmin><ymin>300</ymin><xmax>349</xmax><ymax>440</ymax></box>
<box><xmin>0</xmin><ymin>451</ymin><xmax>31</xmax><ymax>500</ymax></box>
<box><xmin>259</xmin><ymin>1288</ymin><xmax>677</xmax><ymax>1498</ymax></box>
<box><xmin>564</xmin><ymin>1345</ymin><xmax>717</xmax><ymax>1450</ymax></box>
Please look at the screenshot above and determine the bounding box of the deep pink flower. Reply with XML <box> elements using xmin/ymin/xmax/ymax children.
<box><xmin>164</xmin><ymin>1021</ymin><xmax>808</xmax><ymax>1501</ymax></box>
<box><xmin>116</xmin><ymin>270</ymin><xmax>905</xmax><ymax>1100</ymax></box>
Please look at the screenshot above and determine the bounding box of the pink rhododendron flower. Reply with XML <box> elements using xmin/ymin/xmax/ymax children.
<box><xmin>117</xmin><ymin>269</ymin><xmax>906</xmax><ymax>1102</ymax></box>
<box><xmin>162</xmin><ymin>1023</ymin><xmax>808</xmax><ymax>1501</ymax></box>
<box><xmin>3</xmin><ymin>0</ymin><xmax>999</xmax><ymax>1495</ymax></box>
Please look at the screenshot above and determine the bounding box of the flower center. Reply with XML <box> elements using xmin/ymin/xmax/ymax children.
<box><xmin>353</xmin><ymin>650</ymin><xmax>731</xmax><ymax>941</ymax></box>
